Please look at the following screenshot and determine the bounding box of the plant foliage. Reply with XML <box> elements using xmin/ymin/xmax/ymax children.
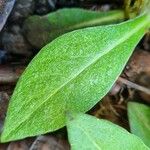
<box><xmin>128</xmin><ymin>102</ymin><xmax>150</xmax><ymax>148</ymax></box>
<box><xmin>67</xmin><ymin>113</ymin><xmax>150</xmax><ymax>150</ymax></box>
<box><xmin>1</xmin><ymin>12</ymin><xmax>150</xmax><ymax>142</ymax></box>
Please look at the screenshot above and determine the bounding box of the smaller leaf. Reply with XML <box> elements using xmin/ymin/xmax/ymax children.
<box><xmin>23</xmin><ymin>8</ymin><xmax>125</xmax><ymax>49</ymax></box>
<box><xmin>67</xmin><ymin>113</ymin><xmax>149</xmax><ymax>150</ymax></box>
<box><xmin>128</xmin><ymin>102</ymin><xmax>150</xmax><ymax>148</ymax></box>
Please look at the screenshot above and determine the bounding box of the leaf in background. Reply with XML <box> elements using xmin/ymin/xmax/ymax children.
<box><xmin>67</xmin><ymin>113</ymin><xmax>149</xmax><ymax>150</ymax></box>
<box><xmin>128</xmin><ymin>102</ymin><xmax>150</xmax><ymax>148</ymax></box>
<box><xmin>23</xmin><ymin>8</ymin><xmax>125</xmax><ymax>49</ymax></box>
<box><xmin>1</xmin><ymin>14</ymin><xmax>150</xmax><ymax>142</ymax></box>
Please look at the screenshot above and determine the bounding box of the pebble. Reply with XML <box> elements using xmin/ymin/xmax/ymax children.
<box><xmin>35</xmin><ymin>0</ymin><xmax>53</xmax><ymax>15</ymax></box>
<box><xmin>48</xmin><ymin>0</ymin><xmax>57</xmax><ymax>9</ymax></box>
<box><xmin>0</xmin><ymin>0</ymin><xmax>16</xmax><ymax>31</ymax></box>
<box><xmin>0</xmin><ymin>50</ymin><xmax>7</xmax><ymax>64</ymax></box>
<box><xmin>9</xmin><ymin>0</ymin><xmax>35</xmax><ymax>22</ymax></box>
<box><xmin>2</xmin><ymin>25</ymin><xmax>32</xmax><ymax>55</ymax></box>
<box><xmin>56</xmin><ymin>0</ymin><xmax>78</xmax><ymax>7</ymax></box>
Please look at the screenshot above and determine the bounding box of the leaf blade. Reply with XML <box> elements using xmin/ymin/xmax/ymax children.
<box><xmin>67</xmin><ymin>113</ymin><xmax>150</xmax><ymax>150</ymax></box>
<box><xmin>1</xmin><ymin>14</ymin><xmax>150</xmax><ymax>142</ymax></box>
<box><xmin>128</xmin><ymin>102</ymin><xmax>150</xmax><ymax>148</ymax></box>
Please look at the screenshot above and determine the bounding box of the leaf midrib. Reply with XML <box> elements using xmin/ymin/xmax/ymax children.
<box><xmin>3</xmin><ymin>15</ymin><xmax>148</xmax><ymax>140</ymax></box>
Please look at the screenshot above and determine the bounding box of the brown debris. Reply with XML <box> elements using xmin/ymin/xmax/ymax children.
<box><xmin>135</xmin><ymin>73</ymin><xmax>150</xmax><ymax>104</ymax></box>
<box><xmin>7</xmin><ymin>141</ymin><xmax>29</xmax><ymax>150</ymax></box>
<box><xmin>124</xmin><ymin>49</ymin><xmax>150</xmax><ymax>104</ymax></box>
<box><xmin>143</xmin><ymin>33</ymin><xmax>150</xmax><ymax>50</ymax></box>
<box><xmin>125</xmin><ymin>49</ymin><xmax>150</xmax><ymax>81</ymax></box>
<box><xmin>118</xmin><ymin>77</ymin><xmax>150</xmax><ymax>96</ymax></box>
<box><xmin>0</xmin><ymin>65</ymin><xmax>25</xmax><ymax>84</ymax></box>
<box><xmin>90</xmin><ymin>95</ymin><xmax>129</xmax><ymax>130</ymax></box>
<box><xmin>0</xmin><ymin>143</ymin><xmax>8</xmax><ymax>150</ymax></box>
<box><xmin>29</xmin><ymin>135</ymin><xmax>70</xmax><ymax>150</ymax></box>
<box><xmin>0</xmin><ymin>92</ymin><xmax>9</xmax><ymax>132</ymax></box>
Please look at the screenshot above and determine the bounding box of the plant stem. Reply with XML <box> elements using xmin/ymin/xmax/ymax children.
<box><xmin>119</xmin><ymin>77</ymin><xmax>150</xmax><ymax>95</ymax></box>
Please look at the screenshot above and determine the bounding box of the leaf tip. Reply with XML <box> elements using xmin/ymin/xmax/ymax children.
<box><xmin>0</xmin><ymin>133</ymin><xmax>8</xmax><ymax>143</ymax></box>
<box><xmin>0</xmin><ymin>128</ymin><xmax>14</xmax><ymax>143</ymax></box>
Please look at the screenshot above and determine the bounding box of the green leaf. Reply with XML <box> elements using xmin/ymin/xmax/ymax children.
<box><xmin>128</xmin><ymin>102</ymin><xmax>150</xmax><ymax>148</ymax></box>
<box><xmin>1</xmin><ymin>14</ymin><xmax>150</xmax><ymax>142</ymax></box>
<box><xmin>23</xmin><ymin>8</ymin><xmax>125</xmax><ymax>49</ymax></box>
<box><xmin>67</xmin><ymin>113</ymin><xmax>150</xmax><ymax>150</ymax></box>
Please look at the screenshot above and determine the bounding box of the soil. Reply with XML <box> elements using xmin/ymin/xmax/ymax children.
<box><xmin>0</xmin><ymin>0</ymin><xmax>150</xmax><ymax>149</ymax></box>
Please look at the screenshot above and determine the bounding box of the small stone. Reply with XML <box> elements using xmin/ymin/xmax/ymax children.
<box><xmin>48</xmin><ymin>0</ymin><xmax>57</xmax><ymax>9</ymax></box>
<box><xmin>10</xmin><ymin>0</ymin><xmax>35</xmax><ymax>22</ymax></box>
<box><xmin>56</xmin><ymin>0</ymin><xmax>78</xmax><ymax>7</ymax></box>
<box><xmin>0</xmin><ymin>50</ymin><xmax>7</xmax><ymax>64</ymax></box>
<box><xmin>2</xmin><ymin>25</ymin><xmax>32</xmax><ymax>55</ymax></box>
<box><xmin>35</xmin><ymin>0</ymin><xmax>52</xmax><ymax>15</ymax></box>
<box><xmin>0</xmin><ymin>0</ymin><xmax>16</xmax><ymax>31</ymax></box>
